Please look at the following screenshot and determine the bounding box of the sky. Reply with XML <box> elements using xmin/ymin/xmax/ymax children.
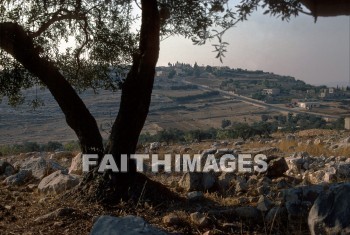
<box><xmin>158</xmin><ymin>11</ymin><xmax>350</xmax><ymax>87</ymax></box>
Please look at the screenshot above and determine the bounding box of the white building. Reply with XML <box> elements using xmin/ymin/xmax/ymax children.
<box><xmin>262</xmin><ymin>88</ymin><xmax>280</xmax><ymax>95</ymax></box>
<box><xmin>297</xmin><ymin>102</ymin><xmax>320</xmax><ymax>110</ymax></box>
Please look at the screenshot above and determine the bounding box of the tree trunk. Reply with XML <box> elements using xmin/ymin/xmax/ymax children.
<box><xmin>0</xmin><ymin>22</ymin><xmax>104</xmax><ymax>155</ymax></box>
<box><xmin>103</xmin><ymin>0</ymin><xmax>160</xmax><ymax>198</ymax></box>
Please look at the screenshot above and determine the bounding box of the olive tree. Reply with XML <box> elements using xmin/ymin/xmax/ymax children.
<box><xmin>1</xmin><ymin>0</ymin><xmax>343</xmax><ymax>201</ymax></box>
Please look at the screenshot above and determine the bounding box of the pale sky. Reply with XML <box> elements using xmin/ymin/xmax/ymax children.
<box><xmin>158</xmin><ymin>11</ymin><xmax>350</xmax><ymax>86</ymax></box>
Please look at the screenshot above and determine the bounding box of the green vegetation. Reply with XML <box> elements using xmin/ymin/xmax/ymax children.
<box><xmin>171</xmin><ymin>91</ymin><xmax>219</xmax><ymax>102</ymax></box>
<box><xmin>138</xmin><ymin>121</ymin><xmax>277</xmax><ymax>144</ymax></box>
<box><xmin>138</xmin><ymin>114</ymin><xmax>345</xmax><ymax>145</ymax></box>
<box><xmin>0</xmin><ymin>141</ymin><xmax>80</xmax><ymax>156</ymax></box>
<box><xmin>169</xmin><ymin>84</ymin><xmax>198</xmax><ymax>90</ymax></box>
<box><xmin>221</xmin><ymin>119</ymin><xmax>231</xmax><ymax>129</ymax></box>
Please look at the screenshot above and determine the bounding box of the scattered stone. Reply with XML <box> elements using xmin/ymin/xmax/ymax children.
<box><xmin>257</xmin><ymin>185</ymin><xmax>270</xmax><ymax>196</ymax></box>
<box><xmin>0</xmin><ymin>160</ymin><xmax>15</xmax><ymax>177</ymax></box>
<box><xmin>68</xmin><ymin>153</ymin><xmax>83</xmax><ymax>175</ymax></box>
<box><xmin>276</xmin><ymin>178</ymin><xmax>288</xmax><ymax>189</ymax></box>
<box><xmin>324</xmin><ymin>171</ymin><xmax>337</xmax><ymax>183</ymax></box>
<box><xmin>190</xmin><ymin>212</ymin><xmax>208</xmax><ymax>227</ymax></box>
<box><xmin>90</xmin><ymin>215</ymin><xmax>168</xmax><ymax>235</ymax></box>
<box><xmin>149</xmin><ymin>142</ymin><xmax>161</xmax><ymax>151</ymax></box>
<box><xmin>247</xmin><ymin>175</ymin><xmax>258</xmax><ymax>186</ymax></box>
<box><xmin>187</xmin><ymin>191</ymin><xmax>204</xmax><ymax>201</ymax></box>
<box><xmin>162</xmin><ymin>213</ymin><xmax>180</xmax><ymax>226</ymax></box>
<box><xmin>233</xmin><ymin>141</ymin><xmax>244</xmax><ymax>146</ymax></box>
<box><xmin>256</xmin><ymin>196</ymin><xmax>273</xmax><ymax>212</ymax></box>
<box><xmin>308</xmin><ymin>170</ymin><xmax>325</xmax><ymax>184</ymax></box>
<box><xmin>314</xmin><ymin>138</ymin><xmax>322</xmax><ymax>145</ymax></box>
<box><xmin>308</xmin><ymin>183</ymin><xmax>350</xmax><ymax>235</ymax></box>
<box><xmin>34</xmin><ymin>208</ymin><xmax>75</xmax><ymax>223</ymax></box>
<box><xmin>38</xmin><ymin>170</ymin><xmax>81</xmax><ymax>194</ymax></box>
<box><xmin>19</xmin><ymin>157</ymin><xmax>67</xmax><ymax>180</ymax></box>
<box><xmin>265</xmin><ymin>156</ymin><xmax>288</xmax><ymax>178</ymax></box>
<box><xmin>217</xmin><ymin>172</ymin><xmax>235</xmax><ymax>190</ymax></box>
<box><xmin>179</xmin><ymin>172</ymin><xmax>202</xmax><ymax>192</ymax></box>
<box><xmin>235</xmin><ymin>181</ymin><xmax>248</xmax><ymax>193</ymax></box>
<box><xmin>336</xmin><ymin>163</ymin><xmax>350</xmax><ymax>179</ymax></box>
<box><xmin>3</xmin><ymin>169</ymin><xmax>32</xmax><ymax>186</ymax></box>
<box><xmin>178</xmin><ymin>172</ymin><xmax>215</xmax><ymax>192</ymax></box>
<box><xmin>283</xmin><ymin>185</ymin><xmax>325</xmax><ymax>220</ymax></box>
<box><xmin>286</xmin><ymin>134</ymin><xmax>296</xmax><ymax>141</ymax></box>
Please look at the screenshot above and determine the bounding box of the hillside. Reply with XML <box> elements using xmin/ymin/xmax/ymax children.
<box><xmin>0</xmin><ymin>65</ymin><xmax>349</xmax><ymax>145</ymax></box>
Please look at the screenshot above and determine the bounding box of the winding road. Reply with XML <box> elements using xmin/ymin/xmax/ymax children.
<box><xmin>183</xmin><ymin>79</ymin><xmax>339</xmax><ymax>119</ymax></box>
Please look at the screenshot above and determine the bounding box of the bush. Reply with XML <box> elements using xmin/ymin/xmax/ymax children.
<box><xmin>63</xmin><ymin>141</ymin><xmax>80</xmax><ymax>152</ymax></box>
<box><xmin>221</xmin><ymin>119</ymin><xmax>231</xmax><ymax>129</ymax></box>
<box><xmin>43</xmin><ymin>141</ymin><xmax>64</xmax><ymax>151</ymax></box>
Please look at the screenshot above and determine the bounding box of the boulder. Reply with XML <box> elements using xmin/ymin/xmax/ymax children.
<box><xmin>90</xmin><ymin>215</ymin><xmax>168</xmax><ymax>235</ymax></box>
<box><xmin>38</xmin><ymin>170</ymin><xmax>81</xmax><ymax>194</ymax></box>
<box><xmin>285</xmin><ymin>156</ymin><xmax>305</xmax><ymax>174</ymax></box>
<box><xmin>0</xmin><ymin>160</ymin><xmax>15</xmax><ymax>177</ymax></box>
<box><xmin>336</xmin><ymin>163</ymin><xmax>350</xmax><ymax>179</ymax></box>
<box><xmin>308</xmin><ymin>170</ymin><xmax>325</xmax><ymax>184</ymax></box>
<box><xmin>178</xmin><ymin>172</ymin><xmax>216</xmax><ymax>192</ymax></box>
<box><xmin>283</xmin><ymin>185</ymin><xmax>325</xmax><ymax>220</ymax></box>
<box><xmin>3</xmin><ymin>169</ymin><xmax>32</xmax><ymax>186</ymax></box>
<box><xmin>265</xmin><ymin>156</ymin><xmax>288</xmax><ymax>178</ymax></box>
<box><xmin>20</xmin><ymin>157</ymin><xmax>67</xmax><ymax>180</ymax></box>
<box><xmin>308</xmin><ymin>183</ymin><xmax>350</xmax><ymax>235</ymax></box>
<box><xmin>68</xmin><ymin>153</ymin><xmax>83</xmax><ymax>175</ymax></box>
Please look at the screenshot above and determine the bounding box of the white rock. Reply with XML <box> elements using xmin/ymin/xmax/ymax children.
<box><xmin>68</xmin><ymin>153</ymin><xmax>83</xmax><ymax>175</ymax></box>
<box><xmin>38</xmin><ymin>170</ymin><xmax>81</xmax><ymax>194</ymax></box>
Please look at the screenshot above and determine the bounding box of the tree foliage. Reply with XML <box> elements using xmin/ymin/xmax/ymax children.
<box><xmin>0</xmin><ymin>0</ymin><xmax>304</xmax><ymax>106</ymax></box>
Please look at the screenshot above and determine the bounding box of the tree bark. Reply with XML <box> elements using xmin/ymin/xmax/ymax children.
<box><xmin>0</xmin><ymin>22</ymin><xmax>104</xmax><ymax>155</ymax></box>
<box><xmin>103</xmin><ymin>0</ymin><xmax>160</xmax><ymax>194</ymax></box>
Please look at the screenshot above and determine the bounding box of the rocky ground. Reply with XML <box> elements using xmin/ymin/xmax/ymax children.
<box><xmin>0</xmin><ymin>129</ymin><xmax>350</xmax><ymax>235</ymax></box>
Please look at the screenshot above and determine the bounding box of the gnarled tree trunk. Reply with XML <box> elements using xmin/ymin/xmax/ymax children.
<box><xmin>0</xmin><ymin>22</ymin><xmax>104</xmax><ymax>155</ymax></box>
<box><xmin>102</xmin><ymin>0</ymin><xmax>160</xmax><ymax>199</ymax></box>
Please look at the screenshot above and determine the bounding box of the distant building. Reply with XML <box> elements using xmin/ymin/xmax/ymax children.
<box><xmin>345</xmin><ymin>117</ymin><xmax>350</xmax><ymax>130</ymax></box>
<box><xmin>262</xmin><ymin>88</ymin><xmax>280</xmax><ymax>95</ymax></box>
<box><xmin>307</xmin><ymin>89</ymin><xmax>316</xmax><ymax>95</ymax></box>
<box><xmin>298</xmin><ymin>102</ymin><xmax>320</xmax><ymax>110</ymax></box>
<box><xmin>174</xmin><ymin>68</ymin><xmax>185</xmax><ymax>76</ymax></box>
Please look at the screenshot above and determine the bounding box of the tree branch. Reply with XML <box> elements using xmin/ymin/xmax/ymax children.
<box><xmin>29</xmin><ymin>9</ymin><xmax>86</xmax><ymax>38</ymax></box>
<box><xmin>0</xmin><ymin>22</ymin><xmax>104</xmax><ymax>155</ymax></box>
